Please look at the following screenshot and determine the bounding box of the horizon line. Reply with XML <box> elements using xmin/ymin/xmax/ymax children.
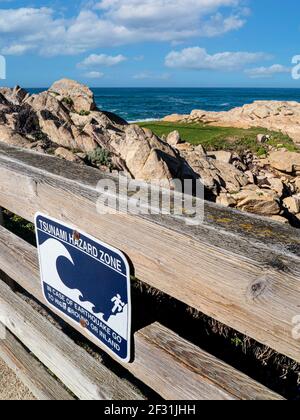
<box><xmin>18</xmin><ymin>86</ymin><xmax>300</xmax><ymax>90</ymax></box>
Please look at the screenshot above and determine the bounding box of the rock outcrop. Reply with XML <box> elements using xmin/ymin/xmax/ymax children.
<box><xmin>1</xmin><ymin>80</ymin><xmax>300</xmax><ymax>226</ymax></box>
<box><xmin>174</xmin><ymin>140</ymin><xmax>248</xmax><ymax>196</ymax></box>
<box><xmin>0</xmin><ymin>125</ymin><xmax>29</xmax><ymax>147</ymax></box>
<box><xmin>164</xmin><ymin>101</ymin><xmax>300</xmax><ymax>144</ymax></box>
<box><xmin>49</xmin><ymin>79</ymin><xmax>96</xmax><ymax>113</ymax></box>
<box><xmin>0</xmin><ymin>80</ymin><xmax>198</xmax><ymax>184</ymax></box>
<box><xmin>166</xmin><ymin>130</ymin><xmax>182</xmax><ymax>146</ymax></box>
<box><xmin>168</xmin><ymin>132</ymin><xmax>300</xmax><ymax>223</ymax></box>
<box><xmin>54</xmin><ymin>147</ymin><xmax>82</xmax><ymax>163</ymax></box>
<box><xmin>0</xmin><ymin>86</ymin><xmax>28</xmax><ymax>105</ymax></box>
<box><xmin>267</xmin><ymin>151</ymin><xmax>300</xmax><ymax>175</ymax></box>
<box><xmin>233</xmin><ymin>188</ymin><xmax>281</xmax><ymax>216</ymax></box>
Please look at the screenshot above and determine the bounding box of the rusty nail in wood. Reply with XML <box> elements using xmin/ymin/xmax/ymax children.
<box><xmin>80</xmin><ymin>319</ymin><xmax>87</xmax><ymax>328</ymax></box>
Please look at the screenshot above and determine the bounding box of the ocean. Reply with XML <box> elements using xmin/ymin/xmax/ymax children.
<box><xmin>28</xmin><ymin>87</ymin><xmax>300</xmax><ymax>123</ymax></box>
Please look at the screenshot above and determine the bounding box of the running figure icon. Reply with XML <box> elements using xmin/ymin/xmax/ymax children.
<box><xmin>111</xmin><ymin>294</ymin><xmax>125</xmax><ymax>314</ymax></box>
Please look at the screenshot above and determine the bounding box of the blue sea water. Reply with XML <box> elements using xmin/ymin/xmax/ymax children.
<box><xmin>28</xmin><ymin>88</ymin><xmax>300</xmax><ymax>122</ymax></box>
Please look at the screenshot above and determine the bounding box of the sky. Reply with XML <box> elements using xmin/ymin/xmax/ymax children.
<box><xmin>0</xmin><ymin>0</ymin><xmax>300</xmax><ymax>88</ymax></box>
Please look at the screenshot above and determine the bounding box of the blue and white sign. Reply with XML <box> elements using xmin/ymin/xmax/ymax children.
<box><xmin>35</xmin><ymin>213</ymin><xmax>131</xmax><ymax>363</ymax></box>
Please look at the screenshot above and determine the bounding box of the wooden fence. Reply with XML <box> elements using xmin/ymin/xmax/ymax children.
<box><xmin>0</xmin><ymin>142</ymin><xmax>299</xmax><ymax>400</ymax></box>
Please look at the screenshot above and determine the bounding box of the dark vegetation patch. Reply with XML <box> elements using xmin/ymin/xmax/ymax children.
<box><xmin>61</xmin><ymin>97</ymin><xmax>74</xmax><ymax>107</ymax></box>
<box><xmin>78</xmin><ymin>110</ymin><xmax>90</xmax><ymax>116</ymax></box>
<box><xmin>3</xmin><ymin>211</ymin><xmax>35</xmax><ymax>246</ymax></box>
<box><xmin>14</xmin><ymin>105</ymin><xmax>39</xmax><ymax>134</ymax></box>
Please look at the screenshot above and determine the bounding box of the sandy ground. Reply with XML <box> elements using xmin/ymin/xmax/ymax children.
<box><xmin>0</xmin><ymin>358</ymin><xmax>35</xmax><ymax>400</ymax></box>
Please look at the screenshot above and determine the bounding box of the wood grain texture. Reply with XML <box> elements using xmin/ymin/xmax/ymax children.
<box><xmin>134</xmin><ymin>323</ymin><xmax>284</xmax><ymax>400</ymax></box>
<box><xmin>0</xmin><ymin>279</ymin><xmax>144</xmax><ymax>401</ymax></box>
<box><xmin>0</xmin><ymin>225</ymin><xmax>284</xmax><ymax>400</ymax></box>
<box><xmin>0</xmin><ymin>144</ymin><xmax>299</xmax><ymax>363</ymax></box>
<box><xmin>0</xmin><ymin>327</ymin><xmax>74</xmax><ymax>400</ymax></box>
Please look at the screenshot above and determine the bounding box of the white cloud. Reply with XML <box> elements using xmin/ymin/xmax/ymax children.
<box><xmin>165</xmin><ymin>47</ymin><xmax>270</xmax><ymax>71</ymax></box>
<box><xmin>85</xmin><ymin>71</ymin><xmax>104</xmax><ymax>79</ymax></box>
<box><xmin>0</xmin><ymin>1</ymin><xmax>247</xmax><ymax>56</ymax></box>
<box><xmin>0</xmin><ymin>8</ymin><xmax>65</xmax><ymax>47</ymax></box>
<box><xmin>0</xmin><ymin>7</ymin><xmax>58</xmax><ymax>34</ymax></box>
<box><xmin>94</xmin><ymin>0</ymin><xmax>246</xmax><ymax>39</ymax></box>
<box><xmin>198</xmin><ymin>12</ymin><xmax>245</xmax><ymax>37</ymax></box>
<box><xmin>1</xmin><ymin>44</ymin><xmax>35</xmax><ymax>55</ymax></box>
<box><xmin>245</xmin><ymin>64</ymin><xmax>291</xmax><ymax>79</ymax></box>
<box><xmin>133</xmin><ymin>71</ymin><xmax>171</xmax><ymax>80</ymax></box>
<box><xmin>78</xmin><ymin>53</ymin><xmax>127</xmax><ymax>68</ymax></box>
<box><xmin>95</xmin><ymin>0</ymin><xmax>242</xmax><ymax>30</ymax></box>
<box><xmin>0</xmin><ymin>7</ymin><xmax>67</xmax><ymax>56</ymax></box>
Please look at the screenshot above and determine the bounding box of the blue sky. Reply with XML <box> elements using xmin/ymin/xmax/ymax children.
<box><xmin>0</xmin><ymin>0</ymin><xmax>300</xmax><ymax>87</ymax></box>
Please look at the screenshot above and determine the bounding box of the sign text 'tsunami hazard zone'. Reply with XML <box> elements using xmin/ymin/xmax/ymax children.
<box><xmin>35</xmin><ymin>213</ymin><xmax>131</xmax><ymax>363</ymax></box>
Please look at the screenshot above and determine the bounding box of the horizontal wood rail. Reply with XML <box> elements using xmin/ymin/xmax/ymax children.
<box><xmin>0</xmin><ymin>144</ymin><xmax>299</xmax><ymax>365</ymax></box>
<box><xmin>0</xmin><ymin>328</ymin><xmax>75</xmax><ymax>400</ymax></box>
<box><xmin>0</xmin><ymin>279</ymin><xmax>144</xmax><ymax>400</ymax></box>
<box><xmin>0</xmin><ymin>225</ymin><xmax>283</xmax><ymax>400</ymax></box>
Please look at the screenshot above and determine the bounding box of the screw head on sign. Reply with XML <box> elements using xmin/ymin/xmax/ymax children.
<box><xmin>73</xmin><ymin>230</ymin><xmax>80</xmax><ymax>241</ymax></box>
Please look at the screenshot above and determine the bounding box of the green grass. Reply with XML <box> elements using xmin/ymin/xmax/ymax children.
<box><xmin>3</xmin><ymin>211</ymin><xmax>36</xmax><ymax>246</ymax></box>
<box><xmin>137</xmin><ymin>121</ymin><xmax>298</xmax><ymax>154</ymax></box>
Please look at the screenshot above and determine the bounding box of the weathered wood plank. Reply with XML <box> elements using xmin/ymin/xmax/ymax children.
<box><xmin>133</xmin><ymin>323</ymin><xmax>284</xmax><ymax>400</ymax></box>
<box><xmin>0</xmin><ymin>225</ymin><xmax>284</xmax><ymax>400</ymax></box>
<box><xmin>0</xmin><ymin>327</ymin><xmax>74</xmax><ymax>400</ymax></box>
<box><xmin>0</xmin><ymin>144</ymin><xmax>299</xmax><ymax>363</ymax></box>
<box><xmin>0</xmin><ymin>279</ymin><xmax>144</xmax><ymax>401</ymax></box>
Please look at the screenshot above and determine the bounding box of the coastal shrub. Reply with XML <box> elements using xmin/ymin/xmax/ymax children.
<box><xmin>88</xmin><ymin>147</ymin><xmax>112</xmax><ymax>168</ymax></box>
<box><xmin>61</xmin><ymin>97</ymin><xmax>74</xmax><ymax>107</ymax></box>
<box><xmin>78</xmin><ymin>110</ymin><xmax>90</xmax><ymax>116</ymax></box>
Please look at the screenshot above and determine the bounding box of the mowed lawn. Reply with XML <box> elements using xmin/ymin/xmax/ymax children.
<box><xmin>137</xmin><ymin>121</ymin><xmax>298</xmax><ymax>155</ymax></box>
